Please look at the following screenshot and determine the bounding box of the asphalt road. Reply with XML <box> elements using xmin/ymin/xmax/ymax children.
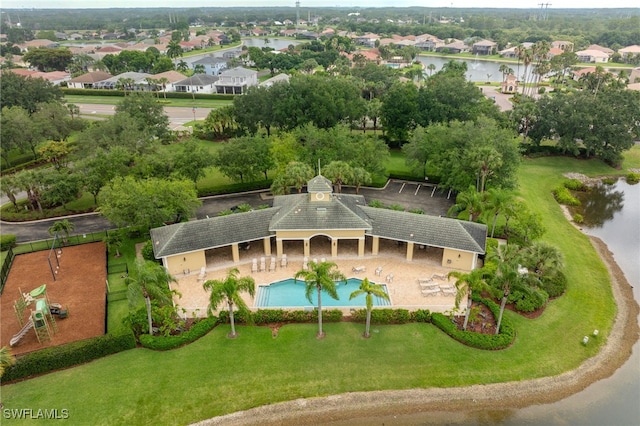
<box><xmin>76</xmin><ymin>104</ymin><xmax>214</xmax><ymax>129</ymax></box>
<box><xmin>1</xmin><ymin>181</ymin><xmax>454</xmax><ymax>244</ymax></box>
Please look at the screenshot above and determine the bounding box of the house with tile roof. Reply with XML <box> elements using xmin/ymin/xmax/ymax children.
<box><xmin>576</xmin><ymin>49</ymin><xmax>610</xmax><ymax>64</ymax></box>
<box><xmin>619</xmin><ymin>45</ymin><xmax>640</xmax><ymax>60</ymax></box>
<box><xmin>472</xmin><ymin>39</ymin><xmax>497</xmax><ymax>55</ymax></box>
<box><xmin>68</xmin><ymin>71</ymin><xmax>113</xmax><ymax>89</ymax></box>
<box><xmin>150</xmin><ymin>175</ymin><xmax>487</xmax><ymax>277</ymax></box>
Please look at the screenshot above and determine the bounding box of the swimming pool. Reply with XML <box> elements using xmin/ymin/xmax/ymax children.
<box><xmin>255</xmin><ymin>278</ymin><xmax>391</xmax><ymax>308</ymax></box>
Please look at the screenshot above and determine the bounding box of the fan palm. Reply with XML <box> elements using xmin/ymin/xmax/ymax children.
<box><xmin>349</xmin><ymin>278</ymin><xmax>389</xmax><ymax>338</ymax></box>
<box><xmin>127</xmin><ymin>260</ymin><xmax>176</xmax><ymax>335</ymax></box>
<box><xmin>203</xmin><ymin>268</ymin><xmax>255</xmax><ymax>338</ymax></box>
<box><xmin>48</xmin><ymin>219</ymin><xmax>75</xmax><ymax>242</ymax></box>
<box><xmin>448</xmin><ymin>269</ymin><xmax>489</xmax><ymax>331</ymax></box>
<box><xmin>294</xmin><ymin>260</ymin><xmax>346</xmax><ymax>338</ymax></box>
<box><xmin>0</xmin><ymin>346</ymin><xmax>16</xmax><ymax>377</ymax></box>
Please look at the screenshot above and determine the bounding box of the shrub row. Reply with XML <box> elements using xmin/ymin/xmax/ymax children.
<box><xmin>553</xmin><ymin>186</ymin><xmax>581</xmax><ymax>206</ymax></box>
<box><xmin>198</xmin><ymin>180</ymin><xmax>272</xmax><ymax>197</ymax></box>
<box><xmin>139</xmin><ymin>317</ymin><xmax>217</xmax><ymax>351</ymax></box>
<box><xmin>61</xmin><ymin>88</ymin><xmax>235</xmax><ymax>101</ymax></box>
<box><xmin>350</xmin><ymin>308</ymin><xmax>431</xmax><ymax>324</ymax></box>
<box><xmin>431</xmin><ymin>296</ymin><xmax>515</xmax><ymax>350</ymax></box>
<box><xmin>1</xmin><ymin>234</ymin><xmax>16</xmax><ymax>251</ymax></box>
<box><xmin>2</xmin><ymin>333</ymin><xmax>136</xmax><ymax>382</ymax></box>
<box><xmin>217</xmin><ymin>308</ymin><xmax>343</xmax><ymax>325</ymax></box>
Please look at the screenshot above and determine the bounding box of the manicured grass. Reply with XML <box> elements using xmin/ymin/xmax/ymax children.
<box><xmin>65</xmin><ymin>94</ymin><xmax>233</xmax><ymax>109</ymax></box>
<box><xmin>1</xmin><ymin>152</ymin><xmax>625</xmax><ymax>424</ymax></box>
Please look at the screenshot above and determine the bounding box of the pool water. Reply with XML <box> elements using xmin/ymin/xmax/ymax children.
<box><xmin>255</xmin><ymin>278</ymin><xmax>391</xmax><ymax>308</ymax></box>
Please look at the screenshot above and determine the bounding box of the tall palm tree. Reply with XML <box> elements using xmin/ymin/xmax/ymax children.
<box><xmin>284</xmin><ymin>161</ymin><xmax>314</xmax><ymax>193</ymax></box>
<box><xmin>488</xmin><ymin>244</ymin><xmax>521</xmax><ymax>334</ymax></box>
<box><xmin>448</xmin><ymin>269</ymin><xmax>488</xmax><ymax>331</ymax></box>
<box><xmin>498</xmin><ymin>63</ymin><xmax>509</xmax><ymax>82</ymax></box>
<box><xmin>349</xmin><ymin>278</ymin><xmax>389</xmax><ymax>338</ymax></box>
<box><xmin>103</xmin><ymin>229</ymin><xmax>124</xmax><ymax>257</ymax></box>
<box><xmin>0</xmin><ymin>346</ymin><xmax>15</xmax><ymax>377</ymax></box>
<box><xmin>166</xmin><ymin>40</ymin><xmax>183</xmax><ymax>60</ymax></box>
<box><xmin>294</xmin><ymin>260</ymin><xmax>346</xmax><ymax>338</ymax></box>
<box><xmin>203</xmin><ymin>268</ymin><xmax>255</xmax><ymax>338</ymax></box>
<box><xmin>484</xmin><ymin>188</ymin><xmax>513</xmax><ymax>238</ymax></box>
<box><xmin>323</xmin><ymin>161</ymin><xmax>353</xmax><ymax>193</ymax></box>
<box><xmin>448</xmin><ymin>186</ymin><xmax>483</xmax><ymax>222</ymax></box>
<box><xmin>427</xmin><ymin>63</ymin><xmax>436</xmax><ymax>77</ymax></box>
<box><xmin>127</xmin><ymin>260</ymin><xmax>176</xmax><ymax>336</ymax></box>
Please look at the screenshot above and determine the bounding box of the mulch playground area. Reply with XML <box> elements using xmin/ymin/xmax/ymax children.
<box><xmin>1</xmin><ymin>242</ymin><xmax>107</xmax><ymax>356</ymax></box>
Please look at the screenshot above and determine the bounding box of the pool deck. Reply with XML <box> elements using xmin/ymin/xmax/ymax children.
<box><xmin>172</xmin><ymin>247</ymin><xmax>468</xmax><ymax>318</ymax></box>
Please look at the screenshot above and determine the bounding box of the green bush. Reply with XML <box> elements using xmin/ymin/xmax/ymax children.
<box><xmin>139</xmin><ymin>317</ymin><xmax>217</xmax><ymax>350</ymax></box>
<box><xmin>2</xmin><ymin>333</ymin><xmax>136</xmax><ymax>382</ymax></box>
<box><xmin>198</xmin><ymin>180</ymin><xmax>272</xmax><ymax>197</ymax></box>
<box><xmin>573</xmin><ymin>213</ymin><xmax>584</xmax><ymax>224</ymax></box>
<box><xmin>411</xmin><ymin>309</ymin><xmax>432</xmax><ymax>323</ymax></box>
<box><xmin>601</xmin><ymin>177</ymin><xmax>617</xmax><ymax>185</ymax></box>
<box><xmin>563</xmin><ymin>179</ymin><xmax>588</xmax><ymax>191</ymax></box>
<box><xmin>141</xmin><ymin>240</ymin><xmax>156</xmax><ymax>262</ymax></box>
<box><xmin>351</xmin><ymin>308</ymin><xmax>412</xmax><ymax>324</ymax></box>
<box><xmin>539</xmin><ymin>271</ymin><xmax>568</xmax><ymax>298</ymax></box>
<box><xmin>217</xmin><ymin>308</ymin><xmax>343</xmax><ymax>325</ymax></box>
<box><xmin>430</xmin><ymin>296</ymin><xmax>515</xmax><ymax>350</ymax></box>
<box><xmin>368</xmin><ymin>199</ymin><xmax>385</xmax><ymax>208</ymax></box>
<box><xmin>626</xmin><ymin>172</ymin><xmax>640</xmax><ymax>185</ymax></box>
<box><xmin>1</xmin><ymin>234</ymin><xmax>17</xmax><ymax>251</ymax></box>
<box><xmin>552</xmin><ymin>186</ymin><xmax>581</xmax><ymax>206</ymax></box>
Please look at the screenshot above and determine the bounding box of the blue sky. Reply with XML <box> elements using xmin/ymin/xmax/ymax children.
<box><xmin>2</xmin><ymin>1</ymin><xmax>638</xmax><ymax>9</ymax></box>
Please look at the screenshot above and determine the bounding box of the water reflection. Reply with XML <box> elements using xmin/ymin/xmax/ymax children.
<box><xmin>576</xmin><ymin>183</ymin><xmax>624</xmax><ymax>227</ymax></box>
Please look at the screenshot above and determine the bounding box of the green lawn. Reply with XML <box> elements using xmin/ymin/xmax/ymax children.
<box><xmin>65</xmin><ymin>94</ymin><xmax>233</xmax><ymax>109</ymax></box>
<box><xmin>3</xmin><ymin>149</ymin><xmax>634</xmax><ymax>424</ymax></box>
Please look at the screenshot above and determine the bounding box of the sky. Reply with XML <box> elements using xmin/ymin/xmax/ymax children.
<box><xmin>1</xmin><ymin>1</ymin><xmax>638</xmax><ymax>9</ymax></box>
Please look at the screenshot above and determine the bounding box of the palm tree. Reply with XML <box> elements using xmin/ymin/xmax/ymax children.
<box><xmin>323</xmin><ymin>161</ymin><xmax>353</xmax><ymax>194</ymax></box>
<box><xmin>350</xmin><ymin>167</ymin><xmax>372</xmax><ymax>195</ymax></box>
<box><xmin>484</xmin><ymin>188</ymin><xmax>513</xmax><ymax>238</ymax></box>
<box><xmin>202</xmin><ymin>268</ymin><xmax>255</xmax><ymax>338</ymax></box>
<box><xmin>427</xmin><ymin>63</ymin><xmax>436</xmax><ymax>77</ymax></box>
<box><xmin>0</xmin><ymin>175</ymin><xmax>20</xmax><ymax>211</ymax></box>
<box><xmin>48</xmin><ymin>219</ymin><xmax>75</xmax><ymax>242</ymax></box>
<box><xmin>448</xmin><ymin>186</ymin><xmax>483</xmax><ymax>222</ymax></box>
<box><xmin>349</xmin><ymin>278</ymin><xmax>389</xmax><ymax>338</ymax></box>
<box><xmin>116</xmin><ymin>77</ymin><xmax>135</xmax><ymax>95</ymax></box>
<box><xmin>127</xmin><ymin>260</ymin><xmax>176</xmax><ymax>336</ymax></box>
<box><xmin>523</xmin><ymin>241</ymin><xmax>564</xmax><ymax>280</ymax></box>
<box><xmin>0</xmin><ymin>346</ymin><xmax>16</xmax><ymax>378</ymax></box>
<box><xmin>157</xmin><ymin>77</ymin><xmax>170</xmax><ymax>99</ymax></box>
<box><xmin>103</xmin><ymin>229</ymin><xmax>124</xmax><ymax>257</ymax></box>
<box><xmin>167</xmin><ymin>40</ymin><xmax>183</xmax><ymax>60</ymax></box>
<box><xmin>448</xmin><ymin>269</ymin><xmax>488</xmax><ymax>331</ymax></box>
<box><xmin>487</xmin><ymin>243</ymin><xmax>534</xmax><ymax>334</ymax></box>
<box><xmin>284</xmin><ymin>161</ymin><xmax>314</xmax><ymax>193</ymax></box>
<box><xmin>294</xmin><ymin>260</ymin><xmax>346</xmax><ymax>338</ymax></box>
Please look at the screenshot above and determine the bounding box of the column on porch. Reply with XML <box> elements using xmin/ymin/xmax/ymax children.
<box><xmin>358</xmin><ymin>237</ymin><xmax>365</xmax><ymax>257</ymax></box>
<box><xmin>371</xmin><ymin>236</ymin><xmax>379</xmax><ymax>255</ymax></box>
<box><xmin>406</xmin><ymin>241</ymin><xmax>414</xmax><ymax>262</ymax></box>
<box><xmin>263</xmin><ymin>237</ymin><xmax>272</xmax><ymax>256</ymax></box>
<box><xmin>331</xmin><ymin>238</ymin><xmax>338</xmax><ymax>258</ymax></box>
<box><xmin>231</xmin><ymin>243</ymin><xmax>240</xmax><ymax>263</ymax></box>
<box><xmin>276</xmin><ymin>238</ymin><xmax>283</xmax><ymax>258</ymax></box>
<box><xmin>303</xmin><ymin>239</ymin><xmax>310</xmax><ymax>257</ymax></box>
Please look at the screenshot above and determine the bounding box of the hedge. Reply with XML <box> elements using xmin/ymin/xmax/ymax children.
<box><xmin>1</xmin><ymin>234</ymin><xmax>16</xmax><ymax>251</ymax></box>
<box><xmin>431</xmin><ymin>295</ymin><xmax>515</xmax><ymax>350</ymax></box>
<box><xmin>217</xmin><ymin>308</ymin><xmax>343</xmax><ymax>325</ymax></box>
<box><xmin>350</xmin><ymin>308</ymin><xmax>431</xmax><ymax>324</ymax></box>
<box><xmin>2</xmin><ymin>332</ymin><xmax>136</xmax><ymax>382</ymax></box>
<box><xmin>61</xmin><ymin>88</ymin><xmax>235</xmax><ymax>101</ymax></box>
<box><xmin>139</xmin><ymin>317</ymin><xmax>217</xmax><ymax>351</ymax></box>
<box><xmin>198</xmin><ymin>180</ymin><xmax>272</xmax><ymax>197</ymax></box>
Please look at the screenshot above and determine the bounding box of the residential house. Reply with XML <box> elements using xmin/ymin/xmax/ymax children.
<box><xmin>354</xmin><ymin>33</ymin><xmax>380</xmax><ymax>48</ymax></box>
<box><xmin>501</xmin><ymin>74</ymin><xmax>519</xmax><ymax>94</ymax></box>
<box><xmin>8</xmin><ymin>69</ymin><xmax>70</xmax><ymax>85</ymax></box>
<box><xmin>575</xmin><ymin>49</ymin><xmax>610</xmax><ymax>64</ymax></box>
<box><xmin>472</xmin><ymin>39</ymin><xmax>497</xmax><ymax>55</ymax></box>
<box><xmin>151</xmin><ymin>70</ymin><xmax>189</xmax><ymax>92</ymax></box>
<box><xmin>191</xmin><ymin>55</ymin><xmax>228</xmax><ymax>76</ymax></box>
<box><xmin>619</xmin><ymin>45</ymin><xmax>640</xmax><ymax>60</ymax></box>
<box><xmin>586</xmin><ymin>44</ymin><xmax>614</xmax><ymax>56</ymax></box>
<box><xmin>215</xmin><ymin>66</ymin><xmax>258</xmax><ymax>94</ymax></box>
<box><xmin>173</xmin><ymin>74</ymin><xmax>219</xmax><ymax>95</ymax></box>
<box><xmin>628</xmin><ymin>67</ymin><xmax>640</xmax><ymax>84</ymax></box>
<box><xmin>260</xmin><ymin>73</ymin><xmax>290</xmax><ymax>87</ymax></box>
<box><xmin>498</xmin><ymin>42</ymin><xmax>533</xmax><ymax>58</ymax></box>
<box><xmin>436</xmin><ymin>40</ymin><xmax>469</xmax><ymax>54</ymax></box>
<box><xmin>93</xmin><ymin>71</ymin><xmax>152</xmax><ymax>90</ymax></box>
<box><xmin>19</xmin><ymin>39</ymin><xmax>59</xmax><ymax>52</ymax></box>
<box><xmin>223</xmin><ymin>50</ymin><xmax>242</xmax><ymax>59</ymax></box>
<box><xmin>551</xmin><ymin>40</ymin><xmax>573</xmax><ymax>51</ymax></box>
<box><xmin>67</xmin><ymin>71</ymin><xmax>113</xmax><ymax>89</ymax></box>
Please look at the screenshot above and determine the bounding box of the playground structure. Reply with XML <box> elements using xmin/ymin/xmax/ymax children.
<box><xmin>11</xmin><ymin>284</ymin><xmax>68</xmax><ymax>347</ymax></box>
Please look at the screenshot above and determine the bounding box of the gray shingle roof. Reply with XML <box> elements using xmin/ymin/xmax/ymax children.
<box><xmin>270</xmin><ymin>193</ymin><xmax>371</xmax><ymax>231</ymax></box>
<box><xmin>359</xmin><ymin>206</ymin><xmax>486</xmax><ymax>254</ymax></box>
<box><xmin>192</xmin><ymin>56</ymin><xmax>228</xmax><ymax>65</ymax></box>
<box><xmin>174</xmin><ymin>74</ymin><xmax>219</xmax><ymax>86</ymax></box>
<box><xmin>151</xmin><ymin>208</ymin><xmax>279</xmax><ymax>258</ymax></box>
<box><xmin>307</xmin><ymin>175</ymin><xmax>332</xmax><ymax>193</ymax></box>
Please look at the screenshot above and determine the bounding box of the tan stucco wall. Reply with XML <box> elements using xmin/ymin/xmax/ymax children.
<box><xmin>165</xmin><ymin>251</ymin><xmax>206</xmax><ymax>275</ymax></box>
<box><xmin>276</xmin><ymin>229</ymin><xmax>365</xmax><ymax>239</ymax></box>
<box><xmin>442</xmin><ymin>248</ymin><xmax>475</xmax><ymax>271</ymax></box>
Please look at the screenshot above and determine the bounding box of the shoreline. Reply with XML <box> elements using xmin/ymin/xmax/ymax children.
<box><xmin>196</xmin><ymin>236</ymin><xmax>640</xmax><ymax>426</ymax></box>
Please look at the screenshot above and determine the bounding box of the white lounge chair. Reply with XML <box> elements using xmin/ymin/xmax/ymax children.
<box><xmin>418</xmin><ymin>278</ymin><xmax>432</xmax><ymax>284</ymax></box>
<box><xmin>260</xmin><ymin>257</ymin><xmax>266</xmax><ymax>272</ymax></box>
<box><xmin>280</xmin><ymin>255</ymin><xmax>288</xmax><ymax>268</ymax></box>
<box><xmin>420</xmin><ymin>282</ymin><xmax>439</xmax><ymax>290</ymax></box>
<box><xmin>375</xmin><ymin>267</ymin><xmax>383</xmax><ymax>276</ymax></box>
<box><xmin>352</xmin><ymin>266</ymin><xmax>366</xmax><ymax>273</ymax></box>
<box><xmin>386</xmin><ymin>273</ymin><xmax>394</xmax><ymax>283</ymax></box>
<box><xmin>197</xmin><ymin>266</ymin><xmax>206</xmax><ymax>281</ymax></box>
<box><xmin>251</xmin><ymin>260</ymin><xmax>258</xmax><ymax>273</ymax></box>
<box><xmin>422</xmin><ymin>288</ymin><xmax>440</xmax><ymax>296</ymax></box>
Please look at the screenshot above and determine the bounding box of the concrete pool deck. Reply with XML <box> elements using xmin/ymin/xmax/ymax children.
<box><xmin>171</xmin><ymin>246</ymin><xmax>467</xmax><ymax>318</ymax></box>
